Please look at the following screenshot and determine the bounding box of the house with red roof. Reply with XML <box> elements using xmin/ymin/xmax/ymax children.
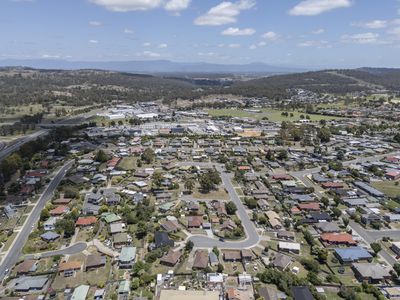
<box><xmin>320</xmin><ymin>233</ymin><xmax>357</xmax><ymax>246</ymax></box>
<box><xmin>76</xmin><ymin>216</ymin><xmax>97</xmax><ymax>227</ymax></box>
<box><xmin>50</xmin><ymin>205</ymin><xmax>70</xmax><ymax>216</ymax></box>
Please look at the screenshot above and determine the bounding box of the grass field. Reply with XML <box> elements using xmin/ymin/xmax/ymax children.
<box><xmin>207</xmin><ymin>108</ymin><xmax>342</xmax><ymax>122</ymax></box>
<box><xmin>192</xmin><ymin>186</ymin><xmax>229</xmax><ymax>200</ymax></box>
<box><xmin>371</xmin><ymin>180</ymin><xmax>400</xmax><ymax>198</ymax></box>
<box><xmin>118</xmin><ymin>156</ymin><xmax>137</xmax><ymax>171</ymax></box>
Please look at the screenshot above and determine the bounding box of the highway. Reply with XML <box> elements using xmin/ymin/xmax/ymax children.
<box><xmin>177</xmin><ymin>162</ymin><xmax>260</xmax><ymax>249</ymax></box>
<box><xmin>0</xmin><ymin>129</ymin><xmax>49</xmax><ymax>162</ymax></box>
<box><xmin>0</xmin><ymin>161</ymin><xmax>73</xmax><ymax>281</ymax></box>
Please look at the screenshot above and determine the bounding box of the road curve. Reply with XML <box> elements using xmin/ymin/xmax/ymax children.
<box><xmin>177</xmin><ymin>162</ymin><xmax>260</xmax><ymax>249</ymax></box>
<box><xmin>23</xmin><ymin>242</ymin><xmax>87</xmax><ymax>260</ymax></box>
<box><xmin>0</xmin><ymin>161</ymin><xmax>74</xmax><ymax>281</ymax></box>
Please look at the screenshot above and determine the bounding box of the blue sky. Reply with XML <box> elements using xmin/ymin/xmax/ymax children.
<box><xmin>1</xmin><ymin>0</ymin><xmax>400</xmax><ymax>67</ymax></box>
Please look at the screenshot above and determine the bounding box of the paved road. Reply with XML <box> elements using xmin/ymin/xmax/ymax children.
<box><xmin>23</xmin><ymin>242</ymin><xmax>87</xmax><ymax>260</ymax></box>
<box><xmin>177</xmin><ymin>162</ymin><xmax>260</xmax><ymax>249</ymax></box>
<box><xmin>0</xmin><ymin>129</ymin><xmax>49</xmax><ymax>162</ymax></box>
<box><xmin>349</xmin><ymin>220</ymin><xmax>397</xmax><ymax>267</ymax></box>
<box><xmin>0</xmin><ymin>161</ymin><xmax>73</xmax><ymax>281</ymax></box>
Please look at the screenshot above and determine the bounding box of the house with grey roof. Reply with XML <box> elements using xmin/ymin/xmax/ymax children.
<box><xmin>14</xmin><ymin>276</ymin><xmax>48</xmax><ymax>292</ymax></box>
<box><xmin>352</xmin><ymin>263</ymin><xmax>391</xmax><ymax>283</ymax></box>
<box><xmin>119</xmin><ymin>246</ymin><xmax>136</xmax><ymax>269</ymax></box>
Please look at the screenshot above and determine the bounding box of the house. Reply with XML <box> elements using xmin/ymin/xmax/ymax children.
<box><xmin>71</xmin><ymin>285</ymin><xmax>90</xmax><ymax>300</ymax></box>
<box><xmin>154</xmin><ymin>231</ymin><xmax>174</xmax><ymax>249</ymax></box>
<box><xmin>43</xmin><ymin>217</ymin><xmax>57</xmax><ymax>231</ymax></box>
<box><xmin>314</xmin><ymin>222</ymin><xmax>341</xmax><ymax>233</ymax></box>
<box><xmin>265</xmin><ymin>210</ymin><xmax>282</xmax><ymax>229</ymax></box>
<box><xmin>40</xmin><ymin>231</ymin><xmax>60</xmax><ymax>242</ymax></box>
<box><xmin>391</xmin><ymin>241</ymin><xmax>400</xmax><ymax>256</ymax></box>
<box><xmin>278</xmin><ymin>242</ymin><xmax>301</xmax><ymax>254</ymax></box>
<box><xmin>352</xmin><ymin>263</ymin><xmax>391</xmax><ymax>283</ymax></box>
<box><xmin>161</xmin><ymin>220</ymin><xmax>179</xmax><ymax>232</ymax></box>
<box><xmin>119</xmin><ymin>246</ymin><xmax>137</xmax><ymax>269</ymax></box>
<box><xmin>85</xmin><ymin>254</ymin><xmax>106</xmax><ymax>271</ymax></box>
<box><xmin>193</xmin><ymin>250</ymin><xmax>209</xmax><ymax>269</ymax></box>
<box><xmin>94</xmin><ymin>289</ymin><xmax>105</xmax><ymax>300</ymax></box>
<box><xmin>101</xmin><ymin>212</ymin><xmax>122</xmax><ymax>224</ymax></box>
<box><xmin>59</xmin><ymin>261</ymin><xmax>82</xmax><ymax>277</ymax></box>
<box><xmin>384</xmin><ymin>213</ymin><xmax>400</xmax><ymax>223</ymax></box>
<box><xmin>49</xmin><ymin>205</ymin><xmax>69</xmax><ymax>216</ymax></box>
<box><xmin>105</xmin><ymin>192</ymin><xmax>121</xmax><ymax>206</ymax></box>
<box><xmin>113</xmin><ymin>233</ymin><xmax>129</xmax><ymax>248</ymax></box>
<box><xmin>160</xmin><ymin>249</ymin><xmax>182</xmax><ymax>266</ymax></box>
<box><xmin>87</xmin><ymin>193</ymin><xmax>103</xmax><ymax>205</ymax></box>
<box><xmin>14</xmin><ymin>276</ymin><xmax>48</xmax><ymax>292</ymax></box>
<box><xmin>238</xmin><ymin>273</ymin><xmax>252</xmax><ymax>285</ymax></box>
<box><xmin>223</xmin><ymin>250</ymin><xmax>242</xmax><ymax>262</ymax></box>
<box><xmin>271</xmin><ymin>253</ymin><xmax>292</xmax><ymax>270</ymax></box>
<box><xmin>277</xmin><ymin>231</ymin><xmax>295</xmax><ymax>241</ymax></box>
<box><xmin>292</xmin><ymin>287</ymin><xmax>314</xmax><ymax>300</ymax></box>
<box><xmin>334</xmin><ymin>247</ymin><xmax>372</xmax><ymax>264</ymax></box>
<box><xmin>320</xmin><ymin>233</ymin><xmax>357</xmax><ymax>246</ymax></box>
<box><xmin>354</xmin><ymin>181</ymin><xmax>385</xmax><ymax>198</ymax></box>
<box><xmin>75</xmin><ymin>216</ymin><xmax>97</xmax><ymax>227</ymax></box>
<box><xmin>258</xmin><ymin>287</ymin><xmax>279</xmax><ymax>300</ymax></box>
<box><xmin>321</xmin><ymin>182</ymin><xmax>344</xmax><ymax>189</ymax></box>
<box><xmin>16</xmin><ymin>260</ymin><xmax>38</xmax><ymax>275</ymax></box>
<box><xmin>221</xmin><ymin>219</ymin><xmax>237</xmax><ymax>232</ymax></box>
<box><xmin>241</xmin><ymin>249</ymin><xmax>253</xmax><ymax>262</ymax></box>
<box><xmin>187</xmin><ymin>216</ymin><xmax>203</xmax><ymax>228</ymax></box>
<box><xmin>110</xmin><ymin>222</ymin><xmax>125</xmax><ymax>235</ymax></box>
<box><xmin>298</xmin><ymin>202</ymin><xmax>320</xmax><ymax>211</ymax></box>
<box><xmin>118</xmin><ymin>280</ymin><xmax>130</xmax><ymax>296</ymax></box>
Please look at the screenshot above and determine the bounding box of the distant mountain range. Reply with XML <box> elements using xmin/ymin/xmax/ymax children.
<box><xmin>0</xmin><ymin>59</ymin><xmax>306</xmax><ymax>74</ymax></box>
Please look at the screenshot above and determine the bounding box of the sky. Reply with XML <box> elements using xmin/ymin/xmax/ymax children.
<box><xmin>1</xmin><ymin>0</ymin><xmax>400</xmax><ymax>68</ymax></box>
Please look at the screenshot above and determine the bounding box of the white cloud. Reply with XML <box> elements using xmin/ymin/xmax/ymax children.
<box><xmin>41</xmin><ymin>54</ymin><xmax>60</xmax><ymax>59</ymax></box>
<box><xmin>249</xmin><ymin>44</ymin><xmax>257</xmax><ymax>50</ymax></box>
<box><xmin>89</xmin><ymin>21</ymin><xmax>102</xmax><ymax>26</ymax></box>
<box><xmin>353</xmin><ymin>20</ymin><xmax>388</xmax><ymax>29</ymax></box>
<box><xmin>289</xmin><ymin>0</ymin><xmax>352</xmax><ymax>16</ymax></box>
<box><xmin>297</xmin><ymin>40</ymin><xmax>331</xmax><ymax>48</ymax></box>
<box><xmin>198</xmin><ymin>52</ymin><xmax>216</xmax><ymax>57</ymax></box>
<box><xmin>388</xmin><ymin>26</ymin><xmax>400</xmax><ymax>39</ymax></box>
<box><xmin>89</xmin><ymin>0</ymin><xmax>163</xmax><ymax>12</ymax></box>
<box><xmin>228</xmin><ymin>43</ymin><xmax>241</xmax><ymax>48</ymax></box>
<box><xmin>194</xmin><ymin>0</ymin><xmax>255</xmax><ymax>26</ymax></box>
<box><xmin>158</xmin><ymin>43</ymin><xmax>168</xmax><ymax>48</ymax></box>
<box><xmin>164</xmin><ymin>0</ymin><xmax>190</xmax><ymax>12</ymax></box>
<box><xmin>124</xmin><ymin>28</ymin><xmax>134</xmax><ymax>34</ymax></box>
<box><xmin>88</xmin><ymin>39</ymin><xmax>99</xmax><ymax>44</ymax></box>
<box><xmin>249</xmin><ymin>40</ymin><xmax>267</xmax><ymax>50</ymax></box>
<box><xmin>143</xmin><ymin>42</ymin><xmax>151</xmax><ymax>47</ymax></box>
<box><xmin>142</xmin><ymin>50</ymin><xmax>161</xmax><ymax>57</ymax></box>
<box><xmin>258</xmin><ymin>41</ymin><xmax>267</xmax><ymax>46</ymax></box>
<box><xmin>262</xmin><ymin>31</ymin><xmax>279</xmax><ymax>41</ymax></box>
<box><xmin>312</xmin><ymin>28</ymin><xmax>325</xmax><ymax>34</ymax></box>
<box><xmin>340</xmin><ymin>32</ymin><xmax>380</xmax><ymax>44</ymax></box>
<box><xmin>221</xmin><ymin>27</ymin><xmax>255</xmax><ymax>36</ymax></box>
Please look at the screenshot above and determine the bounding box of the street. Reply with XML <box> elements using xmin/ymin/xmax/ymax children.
<box><xmin>0</xmin><ymin>161</ymin><xmax>74</xmax><ymax>281</ymax></box>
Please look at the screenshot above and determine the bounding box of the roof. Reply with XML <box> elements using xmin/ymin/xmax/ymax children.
<box><xmin>160</xmin><ymin>250</ymin><xmax>182</xmax><ymax>265</ymax></box>
<box><xmin>278</xmin><ymin>241</ymin><xmax>301</xmax><ymax>251</ymax></box>
<box><xmin>101</xmin><ymin>212</ymin><xmax>122</xmax><ymax>224</ymax></box>
<box><xmin>71</xmin><ymin>285</ymin><xmax>90</xmax><ymax>300</ymax></box>
<box><xmin>85</xmin><ymin>254</ymin><xmax>106</xmax><ymax>269</ymax></box>
<box><xmin>292</xmin><ymin>286</ymin><xmax>314</xmax><ymax>300</ymax></box>
<box><xmin>49</xmin><ymin>205</ymin><xmax>69</xmax><ymax>215</ymax></box>
<box><xmin>40</xmin><ymin>231</ymin><xmax>60</xmax><ymax>240</ymax></box>
<box><xmin>59</xmin><ymin>261</ymin><xmax>82</xmax><ymax>271</ymax></box>
<box><xmin>193</xmin><ymin>250</ymin><xmax>209</xmax><ymax>269</ymax></box>
<box><xmin>272</xmin><ymin>253</ymin><xmax>292</xmax><ymax>269</ymax></box>
<box><xmin>335</xmin><ymin>247</ymin><xmax>372</xmax><ymax>262</ymax></box>
<box><xmin>159</xmin><ymin>290</ymin><xmax>220</xmax><ymax>300</ymax></box>
<box><xmin>119</xmin><ymin>246</ymin><xmax>137</xmax><ymax>262</ymax></box>
<box><xmin>76</xmin><ymin>216</ymin><xmax>97</xmax><ymax>226</ymax></box>
<box><xmin>320</xmin><ymin>233</ymin><xmax>357</xmax><ymax>245</ymax></box>
<box><xmin>14</xmin><ymin>276</ymin><xmax>48</xmax><ymax>291</ymax></box>
<box><xmin>16</xmin><ymin>260</ymin><xmax>37</xmax><ymax>274</ymax></box>
<box><xmin>259</xmin><ymin>287</ymin><xmax>278</xmax><ymax>300</ymax></box>
<box><xmin>352</xmin><ymin>263</ymin><xmax>391</xmax><ymax>279</ymax></box>
<box><xmin>223</xmin><ymin>250</ymin><xmax>242</xmax><ymax>260</ymax></box>
<box><xmin>118</xmin><ymin>280</ymin><xmax>130</xmax><ymax>294</ymax></box>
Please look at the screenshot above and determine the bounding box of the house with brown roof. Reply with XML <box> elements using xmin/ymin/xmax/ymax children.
<box><xmin>160</xmin><ymin>250</ymin><xmax>182</xmax><ymax>267</ymax></box>
<box><xmin>160</xmin><ymin>220</ymin><xmax>179</xmax><ymax>233</ymax></box>
<box><xmin>320</xmin><ymin>233</ymin><xmax>357</xmax><ymax>246</ymax></box>
<box><xmin>223</xmin><ymin>250</ymin><xmax>242</xmax><ymax>262</ymax></box>
<box><xmin>193</xmin><ymin>250</ymin><xmax>208</xmax><ymax>269</ymax></box>
<box><xmin>49</xmin><ymin>205</ymin><xmax>70</xmax><ymax>216</ymax></box>
<box><xmin>76</xmin><ymin>216</ymin><xmax>97</xmax><ymax>227</ymax></box>
<box><xmin>16</xmin><ymin>260</ymin><xmax>38</xmax><ymax>275</ymax></box>
<box><xmin>59</xmin><ymin>261</ymin><xmax>82</xmax><ymax>277</ymax></box>
<box><xmin>85</xmin><ymin>254</ymin><xmax>106</xmax><ymax>272</ymax></box>
<box><xmin>53</xmin><ymin>193</ymin><xmax>73</xmax><ymax>205</ymax></box>
<box><xmin>187</xmin><ymin>216</ymin><xmax>203</xmax><ymax>229</ymax></box>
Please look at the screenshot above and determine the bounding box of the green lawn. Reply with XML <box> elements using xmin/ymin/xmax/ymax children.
<box><xmin>118</xmin><ymin>156</ymin><xmax>138</xmax><ymax>171</ymax></box>
<box><xmin>1</xmin><ymin>232</ymin><xmax>18</xmax><ymax>252</ymax></box>
<box><xmin>207</xmin><ymin>108</ymin><xmax>342</xmax><ymax>122</ymax></box>
<box><xmin>371</xmin><ymin>180</ymin><xmax>400</xmax><ymax>198</ymax></box>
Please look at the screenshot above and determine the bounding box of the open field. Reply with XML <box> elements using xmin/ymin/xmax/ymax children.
<box><xmin>371</xmin><ymin>180</ymin><xmax>400</xmax><ymax>198</ymax></box>
<box><xmin>192</xmin><ymin>186</ymin><xmax>229</xmax><ymax>200</ymax></box>
<box><xmin>207</xmin><ymin>108</ymin><xmax>343</xmax><ymax>122</ymax></box>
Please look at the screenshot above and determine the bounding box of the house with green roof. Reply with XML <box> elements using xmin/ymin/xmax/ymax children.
<box><xmin>71</xmin><ymin>285</ymin><xmax>90</xmax><ymax>300</ymax></box>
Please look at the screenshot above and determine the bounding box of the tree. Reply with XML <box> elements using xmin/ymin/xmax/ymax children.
<box><xmin>95</xmin><ymin>150</ymin><xmax>108</xmax><ymax>163</ymax></box>
<box><xmin>142</xmin><ymin>148</ymin><xmax>155</xmax><ymax>164</ymax></box>
<box><xmin>217</xmin><ymin>263</ymin><xmax>224</xmax><ymax>273</ymax></box>
<box><xmin>394</xmin><ymin>263</ymin><xmax>400</xmax><ymax>276</ymax></box>
<box><xmin>212</xmin><ymin>246</ymin><xmax>220</xmax><ymax>257</ymax></box>
<box><xmin>40</xmin><ymin>208</ymin><xmax>50</xmax><ymax>221</ymax></box>
<box><xmin>321</xmin><ymin>197</ymin><xmax>329</xmax><ymax>208</ymax></box>
<box><xmin>185</xmin><ymin>240</ymin><xmax>194</xmax><ymax>252</ymax></box>
<box><xmin>55</xmin><ymin>219</ymin><xmax>75</xmax><ymax>237</ymax></box>
<box><xmin>136</xmin><ymin>221</ymin><xmax>147</xmax><ymax>239</ymax></box>
<box><xmin>184</xmin><ymin>178</ymin><xmax>195</xmax><ymax>193</ymax></box>
<box><xmin>370</xmin><ymin>242</ymin><xmax>382</xmax><ymax>254</ymax></box>
<box><xmin>226</xmin><ymin>201</ymin><xmax>237</xmax><ymax>215</ymax></box>
<box><xmin>317</xmin><ymin>127</ymin><xmax>331</xmax><ymax>143</ymax></box>
<box><xmin>332</xmin><ymin>207</ymin><xmax>342</xmax><ymax>218</ymax></box>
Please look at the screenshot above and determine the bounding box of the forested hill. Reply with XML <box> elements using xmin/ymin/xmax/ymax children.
<box><xmin>228</xmin><ymin>68</ymin><xmax>400</xmax><ymax>97</ymax></box>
